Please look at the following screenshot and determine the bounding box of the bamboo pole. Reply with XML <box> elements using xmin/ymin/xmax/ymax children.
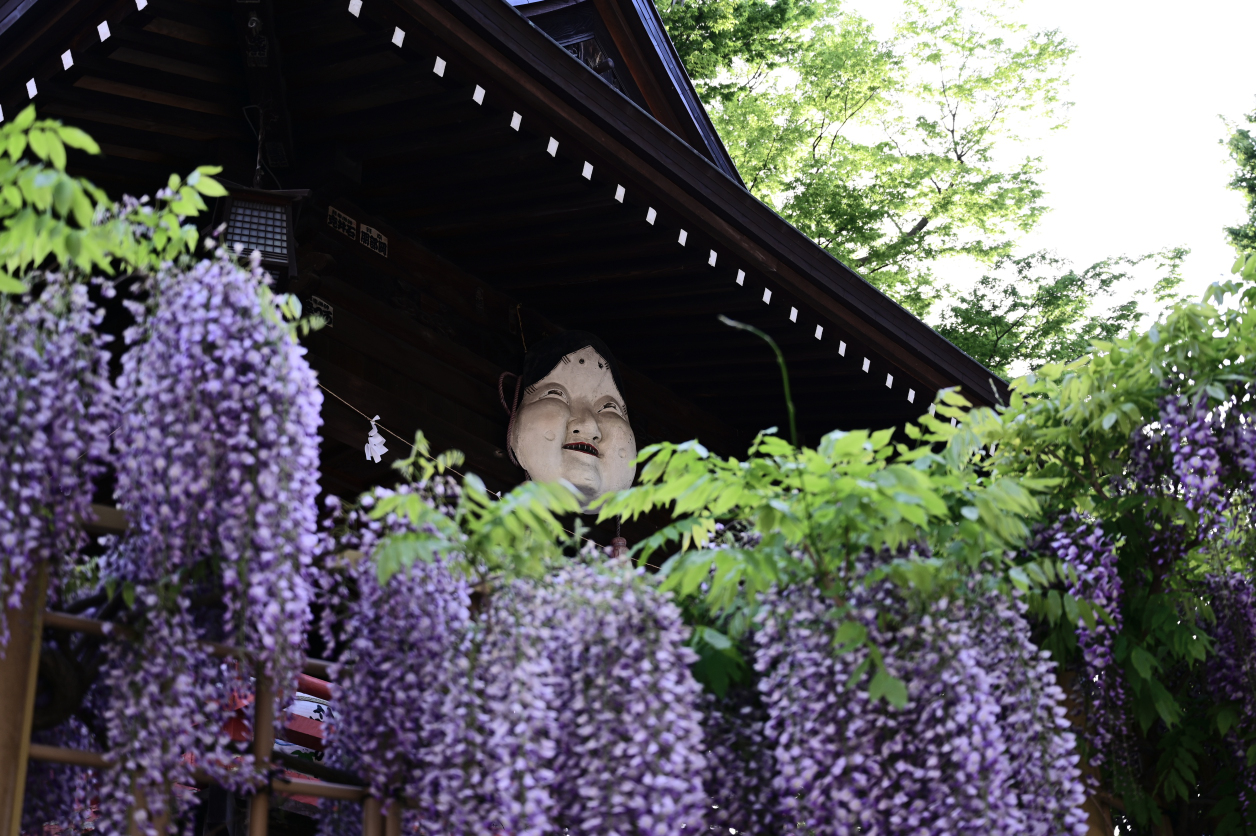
<box><xmin>362</xmin><ymin>797</ymin><xmax>383</xmax><ymax>836</ymax></box>
<box><xmin>128</xmin><ymin>786</ymin><xmax>170</xmax><ymax>836</ymax></box>
<box><xmin>27</xmin><ymin>743</ymin><xmax>108</xmax><ymax>769</ymax></box>
<box><xmin>384</xmin><ymin>800</ymin><xmax>401</xmax><ymax>836</ymax></box>
<box><xmin>248</xmin><ymin>672</ymin><xmax>275</xmax><ymax>836</ymax></box>
<box><xmin>0</xmin><ymin>565</ymin><xmax>47</xmax><ymax>836</ymax></box>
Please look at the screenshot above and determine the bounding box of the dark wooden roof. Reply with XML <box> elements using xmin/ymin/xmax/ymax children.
<box><xmin>0</xmin><ymin>0</ymin><xmax>1006</xmax><ymax>503</ymax></box>
<box><xmin>506</xmin><ymin>0</ymin><xmax>740</xmax><ymax>180</ymax></box>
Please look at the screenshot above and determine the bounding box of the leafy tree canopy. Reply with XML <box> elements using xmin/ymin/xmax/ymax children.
<box><xmin>656</xmin><ymin>0</ymin><xmax>827</xmax><ymax>81</ymax></box>
<box><xmin>936</xmin><ymin>246</ymin><xmax>1187</xmax><ymax>377</ymax></box>
<box><xmin>661</xmin><ymin>0</ymin><xmax>1073</xmax><ymax>316</ymax></box>
<box><xmin>1226</xmin><ymin>104</ymin><xmax>1256</xmax><ymax>253</ymax></box>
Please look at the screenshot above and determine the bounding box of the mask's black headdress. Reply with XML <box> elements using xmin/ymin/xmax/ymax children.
<box><xmin>498</xmin><ymin>331</ymin><xmax>628</xmax><ymax>467</ymax></box>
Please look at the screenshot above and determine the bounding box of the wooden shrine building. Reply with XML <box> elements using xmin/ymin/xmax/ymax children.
<box><xmin>0</xmin><ymin>0</ymin><xmax>1004</xmax><ymax>522</ymax></box>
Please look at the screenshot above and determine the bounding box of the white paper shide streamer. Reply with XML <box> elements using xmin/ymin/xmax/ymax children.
<box><xmin>365</xmin><ymin>415</ymin><xmax>389</xmax><ymax>463</ymax></box>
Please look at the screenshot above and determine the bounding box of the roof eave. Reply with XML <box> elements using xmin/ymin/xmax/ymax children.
<box><xmin>402</xmin><ymin>0</ymin><xmax>1008</xmax><ymax>406</ymax></box>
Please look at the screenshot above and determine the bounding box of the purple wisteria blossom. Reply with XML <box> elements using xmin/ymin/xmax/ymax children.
<box><xmin>22</xmin><ymin>713</ymin><xmax>103</xmax><ymax>835</ymax></box>
<box><xmin>320</xmin><ymin>488</ymin><xmax>708</xmax><ymax>836</ymax></box>
<box><xmin>1032</xmin><ymin>513</ymin><xmax>1127</xmax><ymax>767</ymax></box>
<box><xmin>0</xmin><ymin>274</ymin><xmax>113</xmax><ymax>646</ymax></box>
<box><xmin>538</xmin><ymin>563</ymin><xmax>708</xmax><ymax>834</ymax></box>
<box><xmin>110</xmin><ymin>251</ymin><xmax>322</xmax><ymax>682</ymax></box>
<box><xmin>1203</xmin><ymin>571</ymin><xmax>1256</xmax><ymax>829</ymax></box>
<box><xmin>1160</xmin><ymin>396</ymin><xmax>1229</xmax><ymax>525</ymax></box>
<box><xmin>754</xmin><ymin>580</ymin><xmax>1087</xmax><ymax>836</ymax></box>
<box><xmin>316</xmin><ymin>485</ymin><xmax>483</xmax><ymax>831</ymax></box>
<box><xmin>97</xmin><ymin>594</ymin><xmax>244</xmax><ymax>835</ymax></box>
<box><xmin>94</xmin><ymin>251</ymin><xmax>322</xmax><ymax>833</ymax></box>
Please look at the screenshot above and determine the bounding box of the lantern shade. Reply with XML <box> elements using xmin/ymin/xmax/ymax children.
<box><xmin>225</xmin><ymin>199</ymin><xmax>290</xmax><ymax>262</ymax></box>
<box><xmin>214</xmin><ymin>187</ymin><xmax>308</xmax><ymax>280</ymax></box>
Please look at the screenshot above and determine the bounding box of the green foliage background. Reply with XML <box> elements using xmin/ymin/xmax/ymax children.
<box><xmin>657</xmin><ymin>0</ymin><xmax>1194</xmax><ymax>377</ymax></box>
<box><xmin>1227</xmin><ymin>105</ymin><xmax>1256</xmax><ymax>254</ymax></box>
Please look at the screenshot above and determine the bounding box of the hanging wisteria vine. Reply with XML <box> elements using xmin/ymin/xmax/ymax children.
<box><xmin>319</xmin><ymin>485</ymin><xmax>708</xmax><ymax>836</ymax></box>
<box><xmin>750</xmin><ymin>578</ymin><xmax>1088</xmax><ymax>836</ymax></box>
<box><xmin>1031</xmin><ymin>513</ymin><xmax>1127</xmax><ymax>769</ymax></box>
<box><xmin>91</xmin><ymin>250</ymin><xmax>323</xmax><ymax>833</ymax></box>
<box><xmin>0</xmin><ymin>274</ymin><xmax>113</xmax><ymax>646</ymax></box>
<box><xmin>1204</xmin><ymin>571</ymin><xmax>1256</xmax><ymax>830</ymax></box>
<box><xmin>315</xmin><ymin>484</ymin><xmax>481</xmax><ymax>830</ymax></box>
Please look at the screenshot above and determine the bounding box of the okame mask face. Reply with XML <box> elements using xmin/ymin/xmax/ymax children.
<box><xmin>510</xmin><ymin>345</ymin><xmax>636</xmax><ymax>507</ymax></box>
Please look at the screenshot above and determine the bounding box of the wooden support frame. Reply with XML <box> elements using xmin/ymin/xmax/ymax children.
<box><xmin>0</xmin><ymin>565</ymin><xmax>47</xmax><ymax>836</ymax></box>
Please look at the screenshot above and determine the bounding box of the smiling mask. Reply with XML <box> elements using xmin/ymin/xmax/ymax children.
<box><xmin>505</xmin><ymin>333</ymin><xmax>637</xmax><ymax>508</ymax></box>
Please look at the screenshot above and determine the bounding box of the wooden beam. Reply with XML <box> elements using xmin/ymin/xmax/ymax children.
<box><xmin>106</xmin><ymin>19</ymin><xmax>239</xmax><ymax>69</ymax></box>
<box><xmin>73</xmin><ymin>75</ymin><xmax>236</xmax><ymax>116</ymax></box>
<box><xmin>586</xmin><ymin>0</ymin><xmax>686</xmax><ymax>137</ymax></box>
<box><xmin>142</xmin><ymin>16</ymin><xmax>232</xmax><ymax>49</ymax></box>
<box><xmin>413</xmin><ymin>194</ymin><xmax>618</xmax><ymax>239</ymax></box>
<box><xmin>106</xmin><ymin>44</ymin><xmax>239</xmax><ymax>84</ymax></box>
<box><xmin>39</xmin><ymin>80</ymin><xmax>248</xmax><ymax>140</ymax></box>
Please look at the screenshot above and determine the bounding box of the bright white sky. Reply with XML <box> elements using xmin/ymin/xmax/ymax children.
<box><xmin>847</xmin><ymin>0</ymin><xmax>1256</xmax><ymax>311</ymax></box>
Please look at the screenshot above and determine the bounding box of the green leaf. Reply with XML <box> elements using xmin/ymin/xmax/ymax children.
<box><xmin>1025</xmin><ymin>562</ymin><xmax>1049</xmax><ymax>586</ymax></box>
<box><xmin>1045</xmin><ymin>589</ymin><xmax>1062</xmax><ymax>623</ymax></box>
<box><xmin>1008</xmin><ymin>566</ymin><xmax>1030</xmax><ymax>592</ymax></box>
<box><xmin>13</xmin><ymin>105</ymin><xmax>35</xmax><ymax>130</ymax></box>
<box><xmin>833</xmin><ymin>620</ymin><xmax>867</xmax><ymax>654</ymax></box>
<box><xmin>192</xmin><ymin>173</ymin><xmax>228</xmax><ymax>197</ymax></box>
<box><xmin>1148</xmin><ymin>678</ymin><xmax>1182</xmax><ymax>727</ymax></box>
<box><xmin>1062</xmin><ymin>592</ymin><xmax>1080</xmax><ymax>626</ymax></box>
<box><xmin>845</xmin><ymin>658</ymin><xmax>871</xmax><ymax>690</ymax></box>
<box><xmin>6</xmin><ymin>131</ymin><xmax>26</xmax><ymax>162</ymax></box>
<box><xmin>45</xmin><ymin>133</ymin><xmax>66</xmax><ymax>170</ymax></box>
<box><xmin>26</xmin><ymin>128</ymin><xmax>48</xmax><ymax>161</ymax></box>
<box><xmin>1216</xmin><ymin>705</ymin><xmax>1239</xmax><ymax>736</ymax></box>
<box><xmin>869</xmin><ymin>668</ymin><xmax>908</xmax><ymax>708</ymax></box>
<box><xmin>53</xmin><ymin>177</ymin><xmax>72</xmax><ymax>216</ymax></box>
<box><xmin>0</xmin><ymin>274</ymin><xmax>29</xmax><ymax>293</ymax></box>
<box><xmin>55</xmin><ymin>125</ymin><xmax>100</xmax><ymax>154</ymax></box>
<box><xmin>1131</xmin><ymin>646</ymin><xmax>1159</xmax><ymax>680</ymax></box>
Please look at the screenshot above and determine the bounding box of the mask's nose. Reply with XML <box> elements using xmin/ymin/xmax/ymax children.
<box><xmin>567</xmin><ymin>406</ymin><xmax>601</xmax><ymax>442</ymax></box>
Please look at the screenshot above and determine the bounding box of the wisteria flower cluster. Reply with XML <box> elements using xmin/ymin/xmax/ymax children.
<box><xmin>1160</xmin><ymin>396</ymin><xmax>1229</xmax><ymax>525</ymax></box>
<box><xmin>22</xmin><ymin>713</ymin><xmax>103</xmax><ymax>835</ymax></box>
<box><xmin>315</xmin><ymin>485</ymin><xmax>477</xmax><ymax>827</ymax></box>
<box><xmin>0</xmin><ymin>274</ymin><xmax>113</xmax><ymax>646</ymax></box>
<box><xmin>92</xmin><ymin>250</ymin><xmax>323</xmax><ymax>833</ymax></box>
<box><xmin>1031</xmin><ymin>513</ymin><xmax>1127</xmax><ymax>767</ymax></box>
<box><xmin>96</xmin><ymin>594</ymin><xmax>244</xmax><ymax>834</ymax></box>
<box><xmin>320</xmin><ymin>489</ymin><xmax>709</xmax><ymax>836</ymax></box>
<box><xmin>743</xmin><ymin>578</ymin><xmax>1087</xmax><ymax>836</ymax></box>
<box><xmin>110</xmin><ymin>251</ymin><xmax>322</xmax><ymax>680</ymax></box>
<box><xmin>1203</xmin><ymin>571</ymin><xmax>1256</xmax><ymax>829</ymax></box>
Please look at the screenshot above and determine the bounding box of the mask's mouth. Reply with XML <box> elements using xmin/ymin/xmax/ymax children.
<box><xmin>563</xmin><ymin>441</ymin><xmax>600</xmax><ymax>457</ymax></box>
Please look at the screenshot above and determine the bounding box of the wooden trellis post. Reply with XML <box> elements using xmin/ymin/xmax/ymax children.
<box><xmin>385</xmin><ymin>800</ymin><xmax>401</xmax><ymax>836</ymax></box>
<box><xmin>0</xmin><ymin>566</ymin><xmax>46</xmax><ymax>836</ymax></box>
<box><xmin>250</xmin><ymin>671</ymin><xmax>275</xmax><ymax>836</ymax></box>
<box><xmin>363</xmin><ymin>797</ymin><xmax>382</xmax><ymax>836</ymax></box>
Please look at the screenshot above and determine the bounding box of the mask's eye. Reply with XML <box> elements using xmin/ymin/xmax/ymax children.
<box><xmin>600</xmin><ymin>401</ymin><xmax>620</xmax><ymax>412</ymax></box>
<box><xmin>545</xmin><ymin>388</ymin><xmax>567</xmax><ymax>400</ymax></box>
